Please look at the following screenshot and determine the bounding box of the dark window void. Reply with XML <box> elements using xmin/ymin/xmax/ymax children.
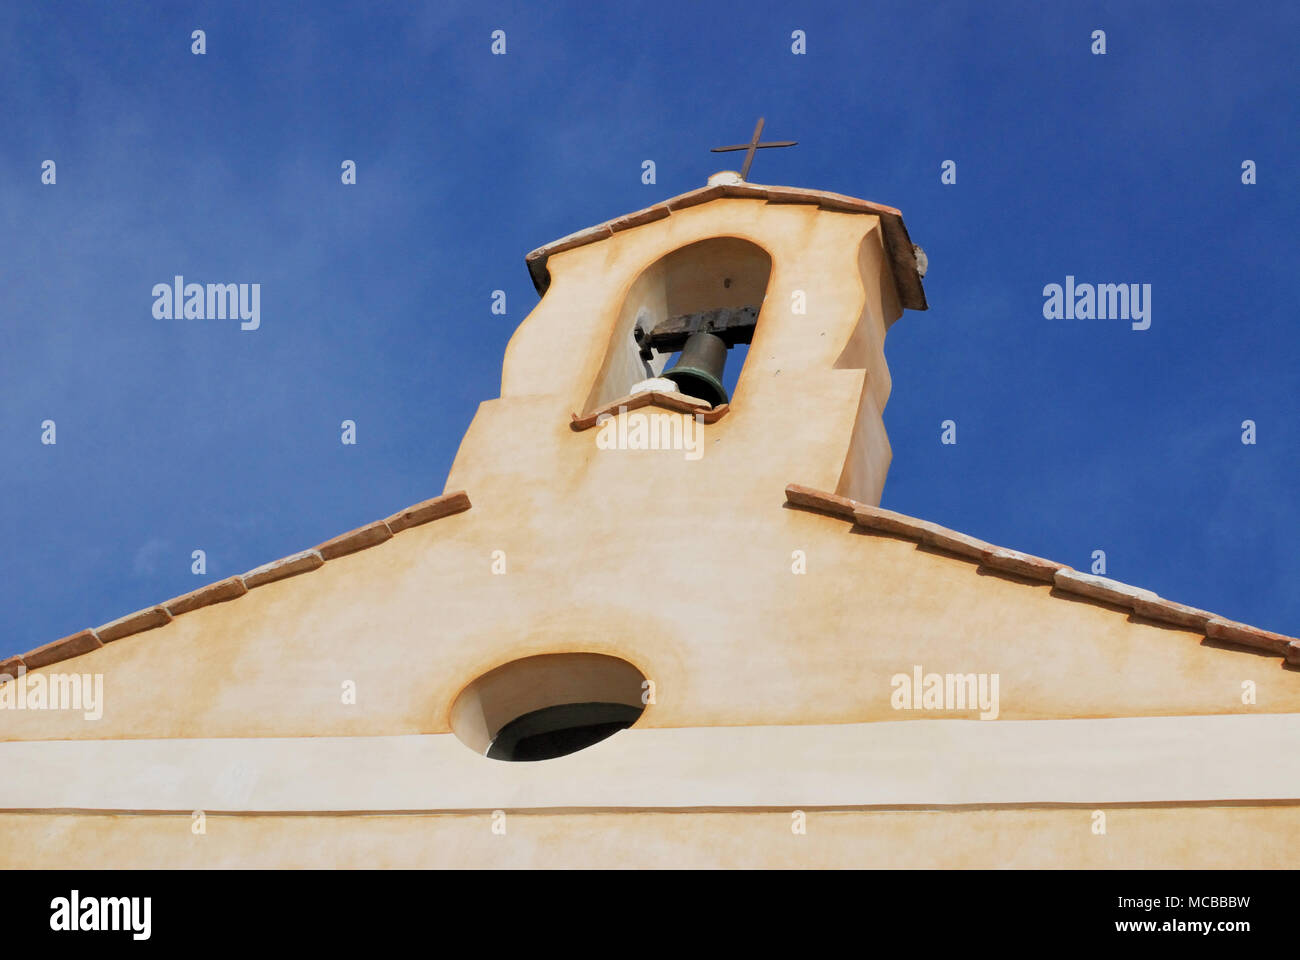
<box><xmin>486</xmin><ymin>702</ymin><xmax>644</xmax><ymax>762</ymax></box>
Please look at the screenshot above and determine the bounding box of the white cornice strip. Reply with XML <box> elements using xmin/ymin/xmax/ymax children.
<box><xmin>1</xmin><ymin>714</ymin><xmax>1297</xmax><ymax>812</ymax></box>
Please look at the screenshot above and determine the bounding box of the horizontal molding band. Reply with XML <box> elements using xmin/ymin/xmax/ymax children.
<box><xmin>1</xmin><ymin>714</ymin><xmax>1296</xmax><ymax>813</ymax></box>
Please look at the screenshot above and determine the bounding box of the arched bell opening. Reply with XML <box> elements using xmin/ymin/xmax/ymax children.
<box><xmin>583</xmin><ymin>237</ymin><xmax>772</xmax><ymax>413</ymax></box>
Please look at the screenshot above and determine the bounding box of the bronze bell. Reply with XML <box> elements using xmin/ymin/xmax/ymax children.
<box><xmin>663</xmin><ymin>331</ymin><xmax>729</xmax><ymax>407</ymax></box>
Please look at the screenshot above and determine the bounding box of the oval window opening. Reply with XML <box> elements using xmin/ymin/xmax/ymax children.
<box><xmin>451</xmin><ymin>653</ymin><xmax>647</xmax><ymax>762</ymax></box>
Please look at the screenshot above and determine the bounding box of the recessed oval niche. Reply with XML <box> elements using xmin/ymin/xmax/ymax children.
<box><xmin>583</xmin><ymin>236</ymin><xmax>773</xmax><ymax>412</ymax></box>
<box><xmin>450</xmin><ymin>653</ymin><xmax>647</xmax><ymax>762</ymax></box>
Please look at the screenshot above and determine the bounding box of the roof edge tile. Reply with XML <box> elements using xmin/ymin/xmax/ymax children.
<box><xmin>385</xmin><ymin>490</ymin><xmax>472</xmax><ymax>533</ymax></box>
<box><xmin>14</xmin><ymin>490</ymin><xmax>472</xmax><ymax>675</ymax></box>
<box><xmin>0</xmin><ymin>656</ymin><xmax>25</xmax><ymax>686</ymax></box>
<box><xmin>1206</xmin><ymin>617</ymin><xmax>1295</xmax><ymax>657</ymax></box>
<box><xmin>525</xmin><ymin>181</ymin><xmax>927</xmax><ymax>310</ymax></box>
<box><xmin>1132</xmin><ymin>596</ymin><xmax>1214</xmax><ymax>630</ymax></box>
<box><xmin>570</xmin><ymin>390</ymin><xmax>727</xmax><ymax>431</ymax></box>
<box><xmin>784</xmin><ymin>483</ymin><xmax>1298</xmax><ymax>665</ymax></box>
<box><xmin>664</xmin><ymin>184</ymin><xmax>726</xmax><ymax>212</ymax></box>
<box><xmin>784</xmin><ymin>483</ymin><xmax>857</xmax><ymax>520</ymax></box>
<box><xmin>315</xmin><ymin>519</ymin><xmax>394</xmax><ymax>560</ymax></box>
<box><xmin>164</xmin><ymin>575</ymin><xmax>249</xmax><ymax>617</ymax></box>
<box><xmin>96</xmin><ymin>606</ymin><xmax>172</xmax><ymax>644</ymax></box>
<box><xmin>1054</xmin><ymin>568</ymin><xmax>1159</xmax><ymax>610</ymax></box>
<box><xmin>851</xmin><ymin>502</ymin><xmax>931</xmax><ymax>539</ymax></box>
<box><xmin>982</xmin><ymin>548</ymin><xmax>1064</xmax><ymax>583</ymax></box>
<box><xmin>610</xmin><ymin>206</ymin><xmax>671</xmax><ymax>234</ymax></box>
<box><xmin>242</xmin><ymin>549</ymin><xmax>325</xmax><ymax>589</ymax></box>
<box><xmin>22</xmin><ymin>630</ymin><xmax>103</xmax><ymax>669</ymax></box>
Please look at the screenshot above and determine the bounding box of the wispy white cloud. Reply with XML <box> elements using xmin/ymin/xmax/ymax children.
<box><xmin>132</xmin><ymin>537</ymin><xmax>170</xmax><ymax>578</ymax></box>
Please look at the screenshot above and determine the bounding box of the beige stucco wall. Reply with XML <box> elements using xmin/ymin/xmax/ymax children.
<box><xmin>4</xmin><ymin>806</ymin><xmax>1297</xmax><ymax>869</ymax></box>
<box><xmin>2</xmin><ymin>194</ymin><xmax>1295</xmax><ymax>868</ymax></box>
<box><xmin>4</xmin><ymin>500</ymin><xmax>1295</xmax><ymax>743</ymax></box>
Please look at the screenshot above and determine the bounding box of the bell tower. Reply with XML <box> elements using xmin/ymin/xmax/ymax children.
<box><xmin>444</xmin><ymin>172</ymin><xmax>927</xmax><ymax>516</ymax></box>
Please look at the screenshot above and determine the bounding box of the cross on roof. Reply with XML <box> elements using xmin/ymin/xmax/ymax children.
<box><xmin>710</xmin><ymin>117</ymin><xmax>797</xmax><ymax>181</ymax></box>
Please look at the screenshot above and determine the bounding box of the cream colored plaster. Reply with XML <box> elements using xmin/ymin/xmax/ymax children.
<box><xmin>3</xmin><ymin>806</ymin><xmax>1297</xmax><ymax>869</ymax></box>
<box><xmin>3</xmin><ymin>715</ymin><xmax>1298</xmax><ymax>812</ymax></box>
<box><xmin>4</xmin><ymin>501</ymin><xmax>1296</xmax><ymax>743</ymax></box>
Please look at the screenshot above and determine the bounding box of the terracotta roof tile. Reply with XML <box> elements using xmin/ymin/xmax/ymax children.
<box><xmin>1206</xmin><ymin>618</ymin><xmax>1294</xmax><ymax>657</ymax></box>
<box><xmin>920</xmin><ymin>526</ymin><xmax>999</xmax><ymax>562</ymax></box>
<box><xmin>524</xmin><ymin>180</ymin><xmax>928</xmax><ymax>311</ymax></box>
<box><xmin>762</xmin><ymin>185</ymin><xmax>837</xmax><ymax>206</ymax></box>
<box><xmin>528</xmin><ymin>222</ymin><xmax>613</xmax><ymax>259</ymax></box>
<box><xmin>15</xmin><ymin>490</ymin><xmax>471</xmax><ymax>674</ymax></box>
<box><xmin>610</xmin><ymin>205</ymin><xmax>671</xmax><ymax>233</ymax></box>
<box><xmin>852</xmin><ymin>504</ymin><xmax>999</xmax><ymax>561</ymax></box>
<box><xmin>664</xmin><ymin>185</ymin><xmax>726</xmax><ymax>212</ymax></box>
<box><xmin>385</xmin><ymin>490</ymin><xmax>472</xmax><ymax>533</ymax></box>
<box><xmin>96</xmin><ymin>606</ymin><xmax>172</xmax><ymax>643</ymax></box>
<box><xmin>1053</xmin><ymin>568</ymin><xmax>1158</xmax><ymax>610</ymax></box>
<box><xmin>785</xmin><ymin>483</ymin><xmax>1298</xmax><ymax>666</ymax></box>
<box><xmin>242</xmin><ymin>549</ymin><xmax>325</xmax><ymax>589</ymax></box>
<box><xmin>570</xmin><ymin>390</ymin><xmax>728</xmax><ymax>431</ymax></box>
<box><xmin>22</xmin><ymin>630</ymin><xmax>102</xmax><ymax>669</ymax></box>
<box><xmin>315</xmin><ymin>519</ymin><xmax>393</xmax><ymax>560</ymax></box>
<box><xmin>1132</xmin><ymin>596</ymin><xmax>1214</xmax><ymax>630</ymax></box>
<box><xmin>0</xmin><ymin>656</ymin><xmax>26</xmax><ymax>682</ymax></box>
<box><xmin>163</xmin><ymin>575</ymin><xmax>248</xmax><ymax>617</ymax></box>
<box><xmin>852</xmin><ymin>503</ymin><xmax>937</xmax><ymax>539</ymax></box>
<box><xmin>784</xmin><ymin>483</ymin><xmax>857</xmax><ymax>520</ymax></box>
<box><xmin>981</xmin><ymin>548</ymin><xmax>1064</xmax><ymax>583</ymax></box>
<box><xmin>718</xmin><ymin>183</ymin><xmax>771</xmax><ymax>200</ymax></box>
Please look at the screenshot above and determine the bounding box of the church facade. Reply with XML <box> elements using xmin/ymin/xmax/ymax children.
<box><xmin>3</xmin><ymin>172</ymin><xmax>1298</xmax><ymax>868</ymax></box>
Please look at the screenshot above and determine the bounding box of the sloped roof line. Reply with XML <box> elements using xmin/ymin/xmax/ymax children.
<box><xmin>13</xmin><ymin>482</ymin><xmax>1290</xmax><ymax>678</ymax></box>
<box><xmin>784</xmin><ymin>484</ymin><xmax>1300</xmax><ymax>667</ymax></box>
<box><xmin>524</xmin><ymin>180</ymin><xmax>929</xmax><ymax>312</ymax></box>
<box><xmin>0</xmin><ymin>490</ymin><xmax>471</xmax><ymax>680</ymax></box>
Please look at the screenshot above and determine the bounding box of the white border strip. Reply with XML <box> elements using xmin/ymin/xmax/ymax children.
<box><xmin>2</xmin><ymin>714</ymin><xmax>1297</xmax><ymax>812</ymax></box>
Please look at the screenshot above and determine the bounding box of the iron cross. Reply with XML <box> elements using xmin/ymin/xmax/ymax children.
<box><xmin>710</xmin><ymin>117</ymin><xmax>797</xmax><ymax>180</ymax></box>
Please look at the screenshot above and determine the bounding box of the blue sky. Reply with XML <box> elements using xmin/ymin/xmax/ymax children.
<box><xmin>1</xmin><ymin>0</ymin><xmax>1296</xmax><ymax>657</ymax></box>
